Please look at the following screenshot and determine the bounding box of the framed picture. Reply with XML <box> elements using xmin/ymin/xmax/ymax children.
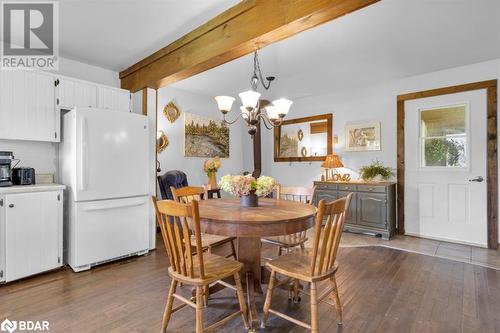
<box><xmin>345</xmin><ymin>122</ymin><xmax>381</xmax><ymax>151</ymax></box>
<box><xmin>184</xmin><ymin>112</ymin><xmax>229</xmax><ymax>157</ymax></box>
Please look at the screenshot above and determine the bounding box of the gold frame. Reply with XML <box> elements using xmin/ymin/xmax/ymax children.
<box><xmin>163</xmin><ymin>101</ymin><xmax>180</xmax><ymax>123</ymax></box>
<box><xmin>157</xmin><ymin>130</ymin><xmax>169</xmax><ymax>154</ymax></box>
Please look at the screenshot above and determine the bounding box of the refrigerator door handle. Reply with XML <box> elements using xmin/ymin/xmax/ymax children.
<box><xmin>79</xmin><ymin>116</ymin><xmax>88</xmax><ymax>192</ymax></box>
<box><xmin>83</xmin><ymin>199</ymin><xmax>146</xmax><ymax>212</ymax></box>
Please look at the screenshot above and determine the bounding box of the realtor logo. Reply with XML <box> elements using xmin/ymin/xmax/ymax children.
<box><xmin>1</xmin><ymin>1</ymin><xmax>59</xmax><ymax>70</ymax></box>
<box><xmin>0</xmin><ymin>319</ymin><xmax>17</xmax><ymax>333</ymax></box>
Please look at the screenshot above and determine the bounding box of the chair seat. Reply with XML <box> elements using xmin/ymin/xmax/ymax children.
<box><xmin>265</xmin><ymin>249</ymin><xmax>338</xmax><ymax>283</ymax></box>
<box><xmin>191</xmin><ymin>234</ymin><xmax>236</xmax><ymax>250</ymax></box>
<box><xmin>169</xmin><ymin>252</ymin><xmax>243</xmax><ymax>285</ymax></box>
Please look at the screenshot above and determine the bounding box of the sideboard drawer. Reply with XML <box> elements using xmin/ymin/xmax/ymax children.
<box><xmin>337</xmin><ymin>184</ymin><xmax>356</xmax><ymax>191</ymax></box>
<box><xmin>316</xmin><ymin>183</ymin><xmax>337</xmax><ymax>190</ymax></box>
<box><xmin>357</xmin><ymin>185</ymin><xmax>386</xmax><ymax>193</ymax></box>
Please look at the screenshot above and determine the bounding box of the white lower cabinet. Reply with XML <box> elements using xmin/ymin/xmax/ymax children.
<box><xmin>0</xmin><ymin>187</ymin><xmax>63</xmax><ymax>282</ymax></box>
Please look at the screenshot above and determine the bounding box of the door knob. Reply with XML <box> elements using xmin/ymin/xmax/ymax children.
<box><xmin>8</xmin><ymin>204</ymin><xmax>14</xmax><ymax>208</ymax></box>
<box><xmin>469</xmin><ymin>176</ymin><xmax>484</xmax><ymax>182</ymax></box>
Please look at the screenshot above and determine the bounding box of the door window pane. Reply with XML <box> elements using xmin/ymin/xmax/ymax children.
<box><xmin>421</xmin><ymin>106</ymin><xmax>466</xmax><ymax>137</ymax></box>
<box><xmin>420</xmin><ymin>105</ymin><xmax>467</xmax><ymax>168</ymax></box>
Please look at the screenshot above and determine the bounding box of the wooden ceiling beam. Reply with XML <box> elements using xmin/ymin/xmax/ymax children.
<box><xmin>120</xmin><ymin>0</ymin><xmax>379</xmax><ymax>92</ymax></box>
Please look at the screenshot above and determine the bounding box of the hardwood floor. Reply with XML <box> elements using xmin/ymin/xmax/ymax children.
<box><xmin>1</xmin><ymin>236</ymin><xmax>499</xmax><ymax>333</ymax></box>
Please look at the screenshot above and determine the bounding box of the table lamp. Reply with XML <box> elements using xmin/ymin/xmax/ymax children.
<box><xmin>321</xmin><ymin>154</ymin><xmax>350</xmax><ymax>182</ymax></box>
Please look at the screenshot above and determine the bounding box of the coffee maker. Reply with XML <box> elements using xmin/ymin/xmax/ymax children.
<box><xmin>0</xmin><ymin>151</ymin><xmax>15</xmax><ymax>187</ymax></box>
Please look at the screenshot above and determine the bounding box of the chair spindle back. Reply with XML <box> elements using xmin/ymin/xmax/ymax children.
<box><xmin>310</xmin><ymin>193</ymin><xmax>353</xmax><ymax>277</ymax></box>
<box><xmin>171</xmin><ymin>186</ymin><xmax>206</xmax><ymax>204</ymax></box>
<box><xmin>274</xmin><ymin>186</ymin><xmax>317</xmax><ymax>245</ymax></box>
<box><xmin>152</xmin><ymin>197</ymin><xmax>205</xmax><ymax>279</ymax></box>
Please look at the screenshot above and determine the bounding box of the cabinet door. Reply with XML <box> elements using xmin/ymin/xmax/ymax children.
<box><xmin>97</xmin><ymin>86</ymin><xmax>130</xmax><ymax>112</ymax></box>
<box><xmin>5</xmin><ymin>191</ymin><xmax>62</xmax><ymax>282</ymax></box>
<box><xmin>0</xmin><ymin>70</ymin><xmax>57</xmax><ymax>142</ymax></box>
<box><xmin>338</xmin><ymin>191</ymin><xmax>357</xmax><ymax>225</ymax></box>
<box><xmin>357</xmin><ymin>193</ymin><xmax>387</xmax><ymax>229</ymax></box>
<box><xmin>57</xmin><ymin>78</ymin><xmax>97</xmax><ymax>109</ymax></box>
<box><xmin>316</xmin><ymin>190</ymin><xmax>337</xmax><ymax>204</ymax></box>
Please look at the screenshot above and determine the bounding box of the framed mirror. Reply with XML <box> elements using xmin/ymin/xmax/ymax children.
<box><xmin>157</xmin><ymin>130</ymin><xmax>169</xmax><ymax>154</ymax></box>
<box><xmin>274</xmin><ymin>113</ymin><xmax>333</xmax><ymax>162</ymax></box>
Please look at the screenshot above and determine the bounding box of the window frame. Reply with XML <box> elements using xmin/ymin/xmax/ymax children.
<box><xmin>417</xmin><ymin>102</ymin><xmax>470</xmax><ymax>171</ymax></box>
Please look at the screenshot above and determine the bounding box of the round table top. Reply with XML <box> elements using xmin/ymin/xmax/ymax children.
<box><xmin>197</xmin><ymin>198</ymin><xmax>317</xmax><ymax>237</ymax></box>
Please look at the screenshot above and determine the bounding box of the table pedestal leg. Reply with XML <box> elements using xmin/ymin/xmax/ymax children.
<box><xmin>238</xmin><ymin>237</ymin><xmax>262</xmax><ymax>329</ymax></box>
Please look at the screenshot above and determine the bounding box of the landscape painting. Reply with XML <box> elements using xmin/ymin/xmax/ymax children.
<box><xmin>184</xmin><ymin>113</ymin><xmax>230</xmax><ymax>158</ymax></box>
<box><xmin>345</xmin><ymin>122</ymin><xmax>381</xmax><ymax>151</ymax></box>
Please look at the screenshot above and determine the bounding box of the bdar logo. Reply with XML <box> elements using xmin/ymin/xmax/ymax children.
<box><xmin>0</xmin><ymin>319</ymin><xmax>17</xmax><ymax>333</ymax></box>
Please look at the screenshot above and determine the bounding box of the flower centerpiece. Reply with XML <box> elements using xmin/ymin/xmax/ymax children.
<box><xmin>203</xmin><ymin>157</ymin><xmax>221</xmax><ymax>189</ymax></box>
<box><xmin>219</xmin><ymin>174</ymin><xmax>277</xmax><ymax>207</ymax></box>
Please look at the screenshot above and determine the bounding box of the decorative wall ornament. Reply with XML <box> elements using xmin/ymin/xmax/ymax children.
<box><xmin>345</xmin><ymin>122</ymin><xmax>381</xmax><ymax>152</ymax></box>
<box><xmin>301</xmin><ymin>146</ymin><xmax>308</xmax><ymax>157</ymax></box>
<box><xmin>297</xmin><ymin>129</ymin><xmax>304</xmax><ymax>141</ymax></box>
<box><xmin>184</xmin><ymin>113</ymin><xmax>229</xmax><ymax>158</ymax></box>
<box><xmin>156</xmin><ymin>130</ymin><xmax>169</xmax><ymax>154</ymax></box>
<box><xmin>163</xmin><ymin>101</ymin><xmax>180</xmax><ymax>123</ymax></box>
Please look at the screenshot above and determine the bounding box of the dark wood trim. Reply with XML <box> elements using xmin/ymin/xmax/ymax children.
<box><xmin>142</xmin><ymin>88</ymin><xmax>148</xmax><ymax>116</ymax></box>
<box><xmin>253</xmin><ymin>121</ymin><xmax>262</xmax><ymax>178</ymax></box>
<box><xmin>119</xmin><ymin>0</ymin><xmax>380</xmax><ymax>92</ymax></box>
<box><xmin>274</xmin><ymin>113</ymin><xmax>333</xmax><ymax>162</ymax></box>
<box><xmin>396</xmin><ymin>79</ymin><xmax>498</xmax><ymax>249</ymax></box>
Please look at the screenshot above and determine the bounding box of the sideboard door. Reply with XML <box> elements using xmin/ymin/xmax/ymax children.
<box><xmin>356</xmin><ymin>193</ymin><xmax>387</xmax><ymax>229</ymax></box>
<box><xmin>337</xmin><ymin>191</ymin><xmax>357</xmax><ymax>225</ymax></box>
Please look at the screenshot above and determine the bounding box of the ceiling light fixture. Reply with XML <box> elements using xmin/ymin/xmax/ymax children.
<box><xmin>214</xmin><ymin>51</ymin><xmax>292</xmax><ymax>136</ymax></box>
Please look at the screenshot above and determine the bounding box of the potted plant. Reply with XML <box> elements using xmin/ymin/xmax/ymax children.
<box><xmin>219</xmin><ymin>174</ymin><xmax>277</xmax><ymax>207</ymax></box>
<box><xmin>359</xmin><ymin>160</ymin><xmax>394</xmax><ymax>182</ymax></box>
<box><xmin>203</xmin><ymin>156</ymin><xmax>221</xmax><ymax>189</ymax></box>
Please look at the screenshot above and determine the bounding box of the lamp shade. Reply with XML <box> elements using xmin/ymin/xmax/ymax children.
<box><xmin>272</xmin><ymin>98</ymin><xmax>293</xmax><ymax>116</ymax></box>
<box><xmin>239</xmin><ymin>90</ymin><xmax>261</xmax><ymax>109</ymax></box>
<box><xmin>321</xmin><ymin>154</ymin><xmax>344</xmax><ymax>168</ymax></box>
<box><xmin>265</xmin><ymin>105</ymin><xmax>280</xmax><ymax>120</ymax></box>
<box><xmin>215</xmin><ymin>96</ymin><xmax>235</xmax><ymax>113</ymax></box>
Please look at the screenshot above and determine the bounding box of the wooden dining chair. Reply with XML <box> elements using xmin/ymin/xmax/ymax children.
<box><xmin>262</xmin><ymin>186</ymin><xmax>317</xmax><ymax>254</ymax></box>
<box><xmin>170</xmin><ymin>186</ymin><xmax>237</xmax><ymax>260</ymax></box>
<box><xmin>152</xmin><ymin>197</ymin><xmax>248</xmax><ymax>333</ymax></box>
<box><xmin>261</xmin><ymin>193</ymin><xmax>353</xmax><ymax>333</ymax></box>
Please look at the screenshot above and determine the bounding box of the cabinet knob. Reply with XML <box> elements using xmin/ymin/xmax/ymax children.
<box><xmin>8</xmin><ymin>204</ymin><xmax>14</xmax><ymax>208</ymax></box>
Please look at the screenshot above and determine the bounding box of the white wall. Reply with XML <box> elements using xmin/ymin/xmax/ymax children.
<box><xmin>0</xmin><ymin>56</ymin><xmax>120</xmax><ymax>180</ymax></box>
<box><xmin>156</xmin><ymin>86</ymin><xmax>246</xmax><ymax>188</ymax></box>
<box><xmin>261</xmin><ymin>58</ymin><xmax>500</xmax><ymax>187</ymax></box>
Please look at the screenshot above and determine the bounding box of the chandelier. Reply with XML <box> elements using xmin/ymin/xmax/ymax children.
<box><xmin>214</xmin><ymin>51</ymin><xmax>292</xmax><ymax>135</ymax></box>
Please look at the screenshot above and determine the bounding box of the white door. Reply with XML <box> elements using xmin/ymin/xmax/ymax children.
<box><xmin>0</xmin><ymin>70</ymin><xmax>58</xmax><ymax>142</ymax></box>
<box><xmin>405</xmin><ymin>89</ymin><xmax>487</xmax><ymax>247</ymax></box>
<box><xmin>74</xmin><ymin>108</ymin><xmax>149</xmax><ymax>201</ymax></box>
<box><xmin>57</xmin><ymin>77</ymin><xmax>97</xmax><ymax>110</ymax></box>
<box><xmin>5</xmin><ymin>191</ymin><xmax>62</xmax><ymax>282</ymax></box>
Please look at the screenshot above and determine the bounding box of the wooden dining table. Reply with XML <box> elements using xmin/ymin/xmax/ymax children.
<box><xmin>197</xmin><ymin>197</ymin><xmax>316</xmax><ymax>328</ymax></box>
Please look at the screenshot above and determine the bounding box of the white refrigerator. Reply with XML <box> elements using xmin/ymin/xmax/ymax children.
<box><xmin>60</xmin><ymin>107</ymin><xmax>150</xmax><ymax>272</ymax></box>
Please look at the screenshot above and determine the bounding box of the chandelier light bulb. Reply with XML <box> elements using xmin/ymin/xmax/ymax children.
<box><xmin>214</xmin><ymin>96</ymin><xmax>235</xmax><ymax>114</ymax></box>
<box><xmin>265</xmin><ymin>105</ymin><xmax>280</xmax><ymax>120</ymax></box>
<box><xmin>239</xmin><ymin>90</ymin><xmax>261</xmax><ymax>109</ymax></box>
<box><xmin>240</xmin><ymin>106</ymin><xmax>250</xmax><ymax>118</ymax></box>
<box><xmin>272</xmin><ymin>98</ymin><xmax>293</xmax><ymax>117</ymax></box>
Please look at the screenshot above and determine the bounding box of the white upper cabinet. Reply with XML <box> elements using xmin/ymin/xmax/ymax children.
<box><xmin>97</xmin><ymin>86</ymin><xmax>131</xmax><ymax>112</ymax></box>
<box><xmin>0</xmin><ymin>70</ymin><xmax>59</xmax><ymax>142</ymax></box>
<box><xmin>56</xmin><ymin>77</ymin><xmax>97</xmax><ymax>110</ymax></box>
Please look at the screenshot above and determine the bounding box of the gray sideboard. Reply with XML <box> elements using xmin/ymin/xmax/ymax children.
<box><xmin>313</xmin><ymin>181</ymin><xmax>397</xmax><ymax>240</ymax></box>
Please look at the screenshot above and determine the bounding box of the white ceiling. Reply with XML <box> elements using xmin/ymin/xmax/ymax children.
<box><xmin>58</xmin><ymin>0</ymin><xmax>239</xmax><ymax>71</ymax></box>
<box><xmin>171</xmin><ymin>0</ymin><xmax>500</xmax><ymax>100</ymax></box>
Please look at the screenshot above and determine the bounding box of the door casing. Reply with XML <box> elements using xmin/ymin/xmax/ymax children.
<box><xmin>396</xmin><ymin>80</ymin><xmax>498</xmax><ymax>249</ymax></box>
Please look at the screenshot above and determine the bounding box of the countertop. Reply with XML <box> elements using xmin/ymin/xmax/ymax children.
<box><xmin>0</xmin><ymin>184</ymin><xmax>66</xmax><ymax>194</ymax></box>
